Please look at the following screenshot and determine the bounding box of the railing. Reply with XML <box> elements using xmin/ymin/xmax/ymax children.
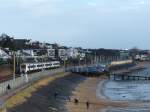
<box><xmin>0</xmin><ymin>68</ymin><xmax>64</xmax><ymax>97</ymax></box>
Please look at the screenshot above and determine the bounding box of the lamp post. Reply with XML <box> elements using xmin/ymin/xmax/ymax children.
<box><xmin>64</xmin><ymin>57</ymin><xmax>67</xmax><ymax>71</ymax></box>
<box><xmin>13</xmin><ymin>51</ymin><xmax>16</xmax><ymax>81</ymax></box>
<box><xmin>42</xmin><ymin>55</ymin><xmax>44</xmax><ymax>71</ymax></box>
<box><xmin>85</xmin><ymin>53</ymin><xmax>87</xmax><ymax>66</ymax></box>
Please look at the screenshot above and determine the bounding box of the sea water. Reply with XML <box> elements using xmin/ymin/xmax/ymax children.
<box><xmin>97</xmin><ymin>64</ymin><xmax>150</xmax><ymax>112</ymax></box>
<box><xmin>107</xmin><ymin>108</ymin><xmax>150</xmax><ymax>112</ymax></box>
<box><xmin>103</xmin><ymin>80</ymin><xmax>150</xmax><ymax>101</ymax></box>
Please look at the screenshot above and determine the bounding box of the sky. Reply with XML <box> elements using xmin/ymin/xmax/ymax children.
<box><xmin>0</xmin><ymin>0</ymin><xmax>150</xmax><ymax>49</ymax></box>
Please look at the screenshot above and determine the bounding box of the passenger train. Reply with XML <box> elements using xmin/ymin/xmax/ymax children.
<box><xmin>20</xmin><ymin>61</ymin><xmax>60</xmax><ymax>73</ymax></box>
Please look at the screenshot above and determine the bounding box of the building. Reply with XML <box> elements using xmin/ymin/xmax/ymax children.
<box><xmin>119</xmin><ymin>50</ymin><xmax>130</xmax><ymax>60</ymax></box>
<box><xmin>47</xmin><ymin>48</ymin><xmax>55</xmax><ymax>59</ymax></box>
<box><xmin>58</xmin><ymin>49</ymin><xmax>68</xmax><ymax>60</ymax></box>
<box><xmin>67</xmin><ymin>48</ymin><xmax>79</xmax><ymax>58</ymax></box>
<box><xmin>135</xmin><ymin>54</ymin><xmax>148</xmax><ymax>61</ymax></box>
<box><xmin>0</xmin><ymin>48</ymin><xmax>11</xmax><ymax>60</ymax></box>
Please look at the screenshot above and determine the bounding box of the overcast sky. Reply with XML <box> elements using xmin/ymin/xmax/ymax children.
<box><xmin>0</xmin><ymin>0</ymin><xmax>150</xmax><ymax>49</ymax></box>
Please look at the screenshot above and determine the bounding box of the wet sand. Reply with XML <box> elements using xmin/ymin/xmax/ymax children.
<box><xmin>1</xmin><ymin>72</ymin><xmax>138</xmax><ymax>112</ymax></box>
<box><xmin>2</xmin><ymin>73</ymin><xmax>86</xmax><ymax>112</ymax></box>
<box><xmin>66</xmin><ymin>75</ymin><xmax>128</xmax><ymax>112</ymax></box>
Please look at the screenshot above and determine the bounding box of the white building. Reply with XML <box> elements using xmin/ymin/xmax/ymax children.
<box><xmin>17</xmin><ymin>50</ymin><xmax>35</xmax><ymax>57</ymax></box>
<box><xmin>58</xmin><ymin>49</ymin><xmax>68</xmax><ymax>60</ymax></box>
<box><xmin>135</xmin><ymin>54</ymin><xmax>148</xmax><ymax>61</ymax></box>
<box><xmin>47</xmin><ymin>49</ymin><xmax>55</xmax><ymax>59</ymax></box>
<box><xmin>0</xmin><ymin>48</ymin><xmax>11</xmax><ymax>59</ymax></box>
<box><xmin>67</xmin><ymin>48</ymin><xmax>79</xmax><ymax>58</ymax></box>
<box><xmin>67</xmin><ymin>48</ymin><xmax>85</xmax><ymax>59</ymax></box>
<box><xmin>79</xmin><ymin>52</ymin><xmax>86</xmax><ymax>60</ymax></box>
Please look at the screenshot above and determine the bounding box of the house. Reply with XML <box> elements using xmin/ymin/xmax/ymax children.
<box><xmin>119</xmin><ymin>50</ymin><xmax>130</xmax><ymax>60</ymax></box>
<box><xmin>135</xmin><ymin>54</ymin><xmax>149</xmax><ymax>61</ymax></box>
<box><xmin>67</xmin><ymin>48</ymin><xmax>79</xmax><ymax>58</ymax></box>
<box><xmin>47</xmin><ymin>48</ymin><xmax>55</xmax><ymax>59</ymax></box>
<box><xmin>17</xmin><ymin>50</ymin><xmax>35</xmax><ymax>57</ymax></box>
<box><xmin>58</xmin><ymin>48</ymin><xmax>68</xmax><ymax>60</ymax></box>
<box><xmin>0</xmin><ymin>48</ymin><xmax>11</xmax><ymax>60</ymax></box>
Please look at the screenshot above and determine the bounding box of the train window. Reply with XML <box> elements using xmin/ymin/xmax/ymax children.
<box><xmin>53</xmin><ymin>63</ymin><xmax>59</xmax><ymax>65</ymax></box>
<box><xmin>45</xmin><ymin>64</ymin><xmax>52</xmax><ymax>66</ymax></box>
<box><xmin>37</xmin><ymin>65</ymin><xmax>43</xmax><ymax>67</ymax></box>
<box><xmin>28</xmin><ymin>65</ymin><xmax>36</xmax><ymax>68</ymax></box>
<box><xmin>21</xmin><ymin>65</ymin><xmax>26</xmax><ymax>68</ymax></box>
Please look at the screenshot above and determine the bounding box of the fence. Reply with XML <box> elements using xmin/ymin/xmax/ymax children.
<box><xmin>0</xmin><ymin>68</ymin><xmax>64</xmax><ymax>97</ymax></box>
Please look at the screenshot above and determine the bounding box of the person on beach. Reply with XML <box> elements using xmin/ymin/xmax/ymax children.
<box><xmin>86</xmin><ymin>101</ymin><xmax>90</xmax><ymax>109</ymax></box>
<box><xmin>54</xmin><ymin>92</ymin><xmax>58</xmax><ymax>99</ymax></box>
<box><xmin>6</xmin><ymin>84</ymin><xmax>11</xmax><ymax>94</ymax></box>
<box><xmin>68</xmin><ymin>96</ymin><xmax>71</xmax><ymax>102</ymax></box>
<box><xmin>7</xmin><ymin>84</ymin><xmax>11</xmax><ymax>90</ymax></box>
<box><xmin>74</xmin><ymin>98</ymin><xmax>79</xmax><ymax>104</ymax></box>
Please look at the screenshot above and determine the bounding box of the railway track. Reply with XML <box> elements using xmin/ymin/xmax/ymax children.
<box><xmin>0</xmin><ymin>74</ymin><xmax>21</xmax><ymax>83</ymax></box>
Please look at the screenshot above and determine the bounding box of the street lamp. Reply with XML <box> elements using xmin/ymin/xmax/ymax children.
<box><xmin>13</xmin><ymin>51</ymin><xmax>16</xmax><ymax>81</ymax></box>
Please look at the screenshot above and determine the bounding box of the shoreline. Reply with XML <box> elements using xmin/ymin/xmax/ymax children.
<box><xmin>66</xmin><ymin>75</ymin><xmax>128</xmax><ymax>112</ymax></box>
<box><xmin>3</xmin><ymin>64</ymin><xmax>148</xmax><ymax>112</ymax></box>
<box><xmin>96</xmin><ymin>79</ymin><xmax>110</xmax><ymax>101</ymax></box>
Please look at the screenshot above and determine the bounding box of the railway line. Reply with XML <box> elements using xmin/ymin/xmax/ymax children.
<box><xmin>0</xmin><ymin>61</ymin><xmax>61</xmax><ymax>83</ymax></box>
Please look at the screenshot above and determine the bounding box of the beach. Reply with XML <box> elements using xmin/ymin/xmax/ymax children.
<box><xmin>2</xmin><ymin>64</ymin><xmax>150</xmax><ymax>112</ymax></box>
<box><xmin>2</xmin><ymin>71</ymin><xmax>128</xmax><ymax>112</ymax></box>
<box><xmin>66</xmin><ymin>75</ymin><xmax>128</xmax><ymax>112</ymax></box>
<box><xmin>65</xmin><ymin>63</ymin><xmax>150</xmax><ymax>112</ymax></box>
<box><xmin>2</xmin><ymin>73</ymin><xmax>130</xmax><ymax>112</ymax></box>
<box><xmin>2</xmin><ymin>72</ymin><xmax>86</xmax><ymax>112</ymax></box>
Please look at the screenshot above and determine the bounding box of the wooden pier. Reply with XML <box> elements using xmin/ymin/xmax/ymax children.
<box><xmin>108</xmin><ymin>64</ymin><xmax>147</xmax><ymax>81</ymax></box>
<box><xmin>66</xmin><ymin>66</ymin><xmax>109</xmax><ymax>77</ymax></box>
<box><xmin>109</xmin><ymin>74</ymin><xmax>150</xmax><ymax>81</ymax></box>
<box><xmin>66</xmin><ymin>63</ymin><xmax>146</xmax><ymax>78</ymax></box>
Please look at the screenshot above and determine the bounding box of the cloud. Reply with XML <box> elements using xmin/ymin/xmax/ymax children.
<box><xmin>0</xmin><ymin>0</ymin><xmax>149</xmax><ymax>17</ymax></box>
<box><xmin>0</xmin><ymin>0</ymin><xmax>150</xmax><ymax>49</ymax></box>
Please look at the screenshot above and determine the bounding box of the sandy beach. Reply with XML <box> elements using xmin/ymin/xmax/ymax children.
<box><xmin>2</xmin><ymin>69</ymin><xmax>148</xmax><ymax>112</ymax></box>
<box><xmin>66</xmin><ymin>75</ymin><xmax>129</xmax><ymax>112</ymax></box>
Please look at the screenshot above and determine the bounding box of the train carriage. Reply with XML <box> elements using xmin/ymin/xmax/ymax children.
<box><xmin>20</xmin><ymin>61</ymin><xmax>60</xmax><ymax>73</ymax></box>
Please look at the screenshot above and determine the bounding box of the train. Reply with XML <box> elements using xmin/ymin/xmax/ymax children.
<box><xmin>20</xmin><ymin>61</ymin><xmax>60</xmax><ymax>73</ymax></box>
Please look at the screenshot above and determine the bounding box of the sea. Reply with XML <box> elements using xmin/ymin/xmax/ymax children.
<box><xmin>97</xmin><ymin>64</ymin><xmax>150</xmax><ymax>112</ymax></box>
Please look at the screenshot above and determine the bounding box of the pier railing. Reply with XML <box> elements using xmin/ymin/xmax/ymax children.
<box><xmin>109</xmin><ymin>65</ymin><xmax>147</xmax><ymax>81</ymax></box>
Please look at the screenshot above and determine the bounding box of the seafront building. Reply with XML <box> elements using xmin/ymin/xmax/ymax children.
<box><xmin>0</xmin><ymin>48</ymin><xmax>11</xmax><ymax>60</ymax></box>
<box><xmin>1</xmin><ymin>33</ymin><xmax>150</xmax><ymax>66</ymax></box>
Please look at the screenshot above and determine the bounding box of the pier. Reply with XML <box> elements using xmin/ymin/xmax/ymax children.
<box><xmin>66</xmin><ymin>65</ymin><xmax>108</xmax><ymax>77</ymax></box>
<box><xmin>109</xmin><ymin>73</ymin><xmax>150</xmax><ymax>81</ymax></box>
<box><xmin>108</xmin><ymin>64</ymin><xmax>147</xmax><ymax>81</ymax></box>
<box><xmin>66</xmin><ymin>62</ymin><xmax>145</xmax><ymax>78</ymax></box>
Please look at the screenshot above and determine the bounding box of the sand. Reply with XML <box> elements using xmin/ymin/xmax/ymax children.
<box><xmin>1</xmin><ymin>73</ymin><xmax>129</xmax><ymax>112</ymax></box>
<box><xmin>66</xmin><ymin>75</ymin><xmax>128</xmax><ymax>112</ymax></box>
<box><xmin>2</xmin><ymin>73</ymin><xmax>86</xmax><ymax>112</ymax></box>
